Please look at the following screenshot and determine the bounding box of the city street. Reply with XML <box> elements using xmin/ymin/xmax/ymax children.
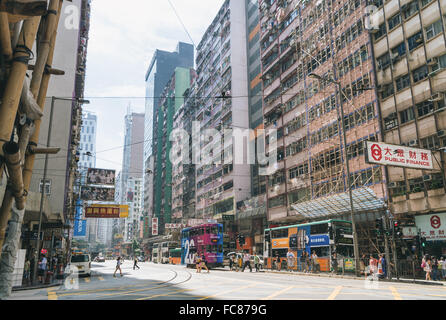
<box><xmin>8</xmin><ymin>261</ymin><xmax>446</xmax><ymax>300</ymax></box>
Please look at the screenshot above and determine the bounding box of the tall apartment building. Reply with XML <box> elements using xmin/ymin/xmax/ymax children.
<box><xmin>153</xmin><ymin>67</ymin><xmax>194</xmax><ymax>235</ymax></box>
<box><xmin>193</xmin><ymin>0</ymin><xmax>251</xmax><ymax>242</ymax></box>
<box><xmin>27</xmin><ymin>0</ymin><xmax>91</xmax><ymax>240</ymax></box>
<box><xmin>259</xmin><ymin>0</ymin><xmax>388</xmax><ymax>253</ymax></box>
<box><xmin>124</xmin><ymin>177</ymin><xmax>143</xmax><ymax>241</ymax></box>
<box><xmin>370</xmin><ymin>0</ymin><xmax>446</xmax><ymax>256</ymax></box>
<box><xmin>143</xmin><ymin>42</ymin><xmax>194</xmax><ymax>234</ymax></box>
<box><xmin>120</xmin><ymin>112</ymin><xmax>144</xmax><ymax>240</ymax></box>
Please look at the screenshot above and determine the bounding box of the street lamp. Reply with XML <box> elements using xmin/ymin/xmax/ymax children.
<box><xmin>308</xmin><ymin>72</ymin><xmax>361</xmax><ymax>276</ymax></box>
<box><xmin>32</xmin><ymin>96</ymin><xmax>89</xmax><ymax>284</ymax></box>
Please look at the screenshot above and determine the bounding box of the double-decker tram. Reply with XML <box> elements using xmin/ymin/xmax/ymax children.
<box><xmin>181</xmin><ymin>223</ymin><xmax>224</xmax><ymax>268</ymax></box>
<box><xmin>160</xmin><ymin>241</ymin><xmax>178</xmax><ymax>264</ymax></box>
<box><xmin>151</xmin><ymin>245</ymin><xmax>160</xmax><ymax>264</ymax></box>
<box><xmin>264</xmin><ymin>219</ymin><xmax>353</xmax><ymax>271</ymax></box>
<box><xmin>169</xmin><ymin>248</ymin><xmax>182</xmax><ymax>265</ymax></box>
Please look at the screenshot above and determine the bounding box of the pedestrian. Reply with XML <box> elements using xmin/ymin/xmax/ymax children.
<box><xmin>331</xmin><ymin>252</ymin><xmax>338</xmax><ymax>275</ymax></box>
<box><xmin>369</xmin><ymin>254</ymin><xmax>378</xmax><ymax>277</ymax></box>
<box><xmin>23</xmin><ymin>259</ymin><xmax>30</xmax><ymax>285</ymax></box>
<box><xmin>432</xmin><ymin>256</ymin><xmax>438</xmax><ymax>281</ymax></box>
<box><xmin>38</xmin><ymin>254</ymin><xmax>47</xmax><ymax>284</ymax></box>
<box><xmin>360</xmin><ymin>254</ymin><xmax>367</xmax><ymax>276</ymax></box>
<box><xmin>439</xmin><ymin>257</ymin><xmax>446</xmax><ymax>280</ymax></box>
<box><xmin>311</xmin><ymin>251</ymin><xmax>319</xmax><ymax>273</ymax></box>
<box><xmin>113</xmin><ymin>256</ymin><xmax>123</xmax><ymax>277</ymax></box>
<box><xmin>275</xmin><ymin>253</ymin><xmax>281</xmax><ymax>271</ymax></box>
<box><xmin>300</xmin><ymin>251</ymin><xmax>307</xmax><ymax>273</ymax></box>
<box><xmin>229</xmin><ymin>255</ymin><xmax>234</xmax><ymax>271</ymax></box>
<box><xmin>200</xmin><ymin>254</ymin><xmax>210</xmax><ymax>273</ymax></box>
<box><xmin>133</xmin><ymin>256</ymin><xmax>140</xmax><ymax>270</ymax></box>
<box><xmin>286</xmin><ymin>249</ymin><xmax>295</xmax><ymax>272</ymax></box>
<box><xmin>238</xmin><ymin>253</ymin><xmax>243</xmax><ymax>270</ymax></box>
<box><xmin>254</xmin><ymin>253</ymin><xmax>260</xmax><ymax>272</ymax></box>
<box><xmin>379</xmin><ymin>254</ymin><xmax>387</xmax><ymax>279</ymax></box>
<box><xmin>242</xmin><ymin>251</ymin><xmax>252</xmax><ymax>272</ymax></box>
<box><xmin>195</xmin><ymin>255</ymin><xmax>202</xmax><ymax>273</ymax></box>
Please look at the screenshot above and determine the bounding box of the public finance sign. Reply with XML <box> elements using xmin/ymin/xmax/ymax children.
<box><xmin>366</xmin><ymin>141</ymin><xmax>433</xmax><ymax>170</ymax></box>
<box><xmin>415</xmin><ymin>213</ymin><xmax>446</xmax><ymax>241</ymax></box>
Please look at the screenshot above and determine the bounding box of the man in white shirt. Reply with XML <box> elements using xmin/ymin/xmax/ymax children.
<box><xmin>242</xmin><ymin>252</ymin><xmax>252</xmax><ymax>272</ymax></box>
<box><xmin>286</xmin><ymin>249</ymin><xmax>295</xmax><ymax>272</ymax></box>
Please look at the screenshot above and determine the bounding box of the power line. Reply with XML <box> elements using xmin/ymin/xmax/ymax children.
<box><xmin>167</xmin><ymin>0</ymin><xmax>196</xmax><ymax>48</ymax></box>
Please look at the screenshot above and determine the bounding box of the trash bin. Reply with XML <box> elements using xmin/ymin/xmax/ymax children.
<box><xmin>45</xmin><ymin>271</ymin><xmax>54</xmax><ymax>284</ymax></box>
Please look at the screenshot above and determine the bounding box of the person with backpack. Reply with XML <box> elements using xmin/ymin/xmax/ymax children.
<box><xmin>113</xmin><ymin>256</ymin><xmax>123</xmax><ymax>278</ymax></box>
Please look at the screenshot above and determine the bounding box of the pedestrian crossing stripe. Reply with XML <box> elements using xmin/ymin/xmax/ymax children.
<box><xmin>98</xmin><ymin>277</ymin><xmax>104</xmax><ymax>281</ymax></box>
<box><xmin>84</xmin><ymin>278</ymin><xmax>90</xmax><ymax>283</ymax></box>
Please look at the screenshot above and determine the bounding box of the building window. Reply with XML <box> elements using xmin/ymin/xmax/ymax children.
<box><xmin>425</xmin><ymin>19</ymin><xmax>442</xmax><ymax>40</ymax></box>
<box><xmin>39</xmin><ymin>179</ymin><xmax>51</xmax><ymax>195</ymax></box>
<box><xmin>395</xmin><ymin>74</ymin><xmax>410</xmax><ymax>91</ymax></box>
<box><xmin>408</xmin><ymin>177</ymin><xmax>424</xmax><ymax>193</ymax></box>
<box><xmin>374</xmin><ymin>23</ymin><xmax>386</xmax><ymax>40</ymax></box>
<box><xmin>412</xmin><ymin>65</ymin><xmax>428</xmax><ymax>83</ymax></box>
<box><xmin>399</xmin><ymin>107</ymin><xmax>415</xmax><ymax>124</ymax></box>
<box><xmin>431</xmin><ymin>54</ymin><xmax>446</xmax><ymax>72</ymax></box>
<box><xmin>416</xmin><ymin>100</ymin><xmax>435</xmax><ymax>117</ymax></box>
<box><xmin>421</xmin><ymin>0</ymin><xmax>434</xmax><ymax>6</ymax></box>
<box><xmin>384</xmin><ymin>112</ymin><xmax>398</xmax><ymax>130</ymax></box>
<box><xmin>268</xmin><ymin>194</ymin><xmax>285</xmax><ymax>208</ymax></box>
<box><xmin>389</xmin><ymin>181</ymin><xmax>406</xmax><ymax>197</ymax></box>
<box><xmin>420</xmin><ymin>134</ymin><xmax>440</xmax><ymax>149</ymax></box>
<box><xmin>408</xmin><ymin>31</ymin><xmax>423</xmax><ymax>51</ymax></box>
<box><xmin>380</xmin><ymin>83</ymin><xmax>394</xmax><ymax>99</ymax></box>
<box><xmin>391</xmin><ymin>42</ymin><xmax>406</xmax><ymax>61</ymax></box>
<box><xmin>388</xmin><ymin>13</ymin><xmax>401</xmax><ymax>30</ymax></box>
<box><xmin>402</xmin><ymin>1</ymin><xmax>419</xmax><ymax>19</ymax></box>
<box><xmin>377</xmin><ymin>53</ymin><xmax>391</xmax><ymax>70</ymax></box>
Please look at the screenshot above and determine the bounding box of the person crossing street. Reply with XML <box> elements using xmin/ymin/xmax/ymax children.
<box><xmin>113</xmin><ymin>256</ymin><xmax>123</xmax><ymax>277</ymax></box>
<box><xmin>133</xmin><ymin>256</ymin><xmax>140</xmax><ymax>270</ymax></box>
<box><xmin>242</xmin><ymin>251</ymin><xmax>252</xmax><ymax>272</ymax></box>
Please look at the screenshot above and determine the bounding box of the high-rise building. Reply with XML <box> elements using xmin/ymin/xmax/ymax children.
<box><xmin>258</xmin><ymin>0</ymin><xmax>388</xmax><ymax>253</ymax></box>
<box><xmin>193</xmin><ymin>0</ymin><xmax>251</xmax><ymax>231</ymax></box>
<box><xmin>152</xmin><ymin>67</ymin><xmax>195</xmax><ymax>235</ymax></box>
<box><xmin>143</xmin><ymin>42</ymin><xmax>194</xmax><ymax>233</ymax></box>
<box><xmin>369</xmin><ymin>0</ymin><xmax>446</xmax><ymax>256</ymax></box>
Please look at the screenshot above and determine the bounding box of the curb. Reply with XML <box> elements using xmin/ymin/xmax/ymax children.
<box><xmin>12</xmin><ymin>281</ymin><xmax>63</xmax><ymax>292</ymax></box>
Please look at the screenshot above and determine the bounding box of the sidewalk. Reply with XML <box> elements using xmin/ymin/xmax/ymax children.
<box><xmin>12</xmin><ymin>280</ymin><xmax>63</xmax><ymax>291</ymax></box>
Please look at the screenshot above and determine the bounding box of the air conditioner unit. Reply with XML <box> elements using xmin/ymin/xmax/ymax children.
<box><xmin>388</xmin><ymin>182</ymin><xmax>397</xmax><ymax>188</ymax></box>
<box><xmin>367</xmin><ymin>27</ymin><xmax>379</xmax><ymax>34</ymax></box>
<box><xmin>426</xmin><ymin>57</ymin><xmax>438</xmax><ymax>66</ymax></box>
<box><xmin>429</xmin><ymin>92</ymin><xmax>443</xmax><ymax>102</ymax></box>
<box><xmin>408</xmin><ymin>139</ymin><xmax>418</xmax><ymax>146</ymax></box>
<box><xmin>429</xmin><ymin>69</ymin><xmax>441</xmax><ymax>78</ymax></box>
<box><xmin>423</xmin><ymin>174</ymin><xmax>432</xmax><ymax>181</ymax></box>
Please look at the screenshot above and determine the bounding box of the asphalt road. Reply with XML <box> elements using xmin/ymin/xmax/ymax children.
<box><xmin>8</xmin><ymin>260</ymin><xmax>446</xmax><ymax>300</ymax></box>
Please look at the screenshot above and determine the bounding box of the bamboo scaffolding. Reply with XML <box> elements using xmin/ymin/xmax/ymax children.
<box><xmin>0</xmin><ymin>12</ymin><xmax>12</xmax><ymax>60</ymax></box>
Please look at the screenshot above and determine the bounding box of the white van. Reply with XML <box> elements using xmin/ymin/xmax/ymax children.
<box><xmin>70</xmin><ymin>254</ymin><xmax>91</xmax><ymax>277</ymax></box>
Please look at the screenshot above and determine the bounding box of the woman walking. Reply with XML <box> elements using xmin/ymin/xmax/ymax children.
<box><xmin>423</xmin><ymin>255</ymin><xmax>432</xmax><ymax>280</ymax></box>
<box><xmin>113</xmin><ymin>256</ymin><xmax>123</xmax><ymax>277</ymax></box>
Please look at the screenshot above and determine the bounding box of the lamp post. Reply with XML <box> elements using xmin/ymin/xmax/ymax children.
<box><xmin>32</xmin><ymin>96</ymin><xmax>89</xmax><ymax>285</ymax></box>
<box><xmin>308</xmin><ymin>73</ymin><xmax>364</xmax><ymax>276</ymax></box>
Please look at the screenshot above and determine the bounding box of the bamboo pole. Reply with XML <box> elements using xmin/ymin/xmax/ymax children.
<box><xmin>0</xmin><ymin>12</ymin><xmax>12</xmax><ymax>61</ymax></box>
<box><xmin>0</xmin><ymin>16</ymin><xmax>41</xmax><ymax>156</ymax></box>
<box><xmin>2</xmin><ymin>142</ymin><xmax>24</xmax><ymax>210</ymax></box>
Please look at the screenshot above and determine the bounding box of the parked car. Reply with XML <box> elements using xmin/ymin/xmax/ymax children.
<box><xmin>94</xmin><ymin>256</ymin><xmax>105</xmax><ymax>262</ymax></box>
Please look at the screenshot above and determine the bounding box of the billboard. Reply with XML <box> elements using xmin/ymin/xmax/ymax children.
<box><xmin>87</xmin><ymin>168</ymin><xmax>116</xmax><ymax>185</ymax></box>
<box><xmin>90</xmin><ymin>204</ymin><xmax>129</xmax><ymax>218</ymax></box>
<box><xmin>85</xmin><ymin>206</ymin><xmax>120</xmax><ymax>218</ymax></box>
<box><xmin>81</xmin><ymin>186</ymin><xmax>115</xmax><ymax>201</ymax></box>
<box><xmin>366</xmin><ymin>141</ymin><xmax>433</xmax><ymax>169</ymax></box>
<box><xmin>415</xmin><ymin>213</ymin><xmax>446</xmax><ymax>241</ymax></box>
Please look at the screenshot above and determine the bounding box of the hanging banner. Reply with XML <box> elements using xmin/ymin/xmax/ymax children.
<box><xmin>85</xmin><ymin>206</ymin><xmax>120</xmax><ymax>218</ymax></box>
<box><xmin>90</xmin><ymin>204</ymin><xmax>129</xmax><ymax>218</ymax></box>
<box><xmin>152</xmin><ymin>218</ymin><xmax>158</xmax><ymax>236</ymax></box>
<box><xmin>365</xmin><ymin>141</ymin><xmax>433</xmax><ymax>169</ymax></box>
<box><xmin>74</xmin><ymin>219</ymin><xmax>87</xmax><ymax>237</ymax></box>
<box><xmin>81</xmin><ymin>186</ymin><xmax>115</xmax><ymax>201</ymax></box>
<box><xmin>87</xmin><ymin>168</ymin><xmax>116</xmax><ymax>185</ymax></box>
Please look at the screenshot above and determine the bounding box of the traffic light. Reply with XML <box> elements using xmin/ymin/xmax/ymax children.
<box><xmin>375</xmin><ymin>218</ymin><xmax>383</xmax><ymax>235</ymax></box>
<box><xmin>393</xmin><ymin>221</ymin><xmax>402</xmax><ymax>238</ymax></box>
<box><xmin>420</xmin><ymin>236</ymin><xmax>427</xmax><ymax>248</ymax></box>
<box><xmin>239</xmin><ymin>235</ymin><xmax>245</xmax><ymax>246</ymax></box>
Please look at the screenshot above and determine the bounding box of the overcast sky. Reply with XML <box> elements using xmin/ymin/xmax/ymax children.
<box><xmin>83</xmin><ymin>0</ymin><xmax>225</xmax><ymax>173</ymax></box>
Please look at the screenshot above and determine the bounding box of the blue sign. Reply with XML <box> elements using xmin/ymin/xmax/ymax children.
<box><xmin>73</xmin><ymin>199</ymin><xmax>86</xmax><ymax>237</ymax></box>
<box><xmin>309</xmin><ymin>235</ymin><xmax>330</xmax><ymax>247</ymax></box>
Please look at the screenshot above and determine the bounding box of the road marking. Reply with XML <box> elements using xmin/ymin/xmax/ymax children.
<box><xmin>98</xmin><ymin>277</ymin><xmax>104</xmax><ymax>281</ymax></box>
<box><xmin>327</xmin><ymin>286</ymin><xmax>343</xmax><ymax>300</ymax></box>
<box><xmin>390</xmin><ymin>286</ymin><xmax>403</xmax><ymax>300</ymax></box>
<box><xmin>84</xmin><ymin>278</ymin><xmax>90</xmax><ymax>283</ymax></box>
<box><xmin>47</xmin><ymin>291</ymin><xmax>58</xmax><ymax>300</ymax></box>
<box><xmin>136</xmin><ymin>281</ymin><xmax>228</xmax><ymax>300</ymax></box>
<box><xmin>262</xmin><ymin>286</ymin><xmax>295</xmax><ymax>300</ymax></box>
<box><xmin>198</xmin><ymin>283</ymin><xmax>258</xmax><ymax>300</ymax></box>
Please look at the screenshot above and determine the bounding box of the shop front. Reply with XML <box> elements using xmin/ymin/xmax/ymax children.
<box><xmin>415</xmin><ymin>212</ymin><xmax>446</xmax><ymax>257</ymax></box>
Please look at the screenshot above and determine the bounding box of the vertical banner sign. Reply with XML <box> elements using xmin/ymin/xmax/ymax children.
<box><xmin>152</xmin><ymin>217</ymin><xmax>158</xmax><ymax>236</ymax></box>
<box><xmin>74</xmin><ymin>199</ymin><xmax>87</xmax><ymax>237</ymax></box>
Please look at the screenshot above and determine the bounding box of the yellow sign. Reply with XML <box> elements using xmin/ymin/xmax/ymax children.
<box><xmin>90</xmin><ymin>204</ymin><xmax>129</xmax><ymax>218</ymax></box>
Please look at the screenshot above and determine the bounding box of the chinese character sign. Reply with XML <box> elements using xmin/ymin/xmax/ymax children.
<box><xmin>415</xmin><ymin>213</ymin><xmax>446</xmax><ymax>241</ymax></box>
<box><xmin>85</xmin><ymin>206</ymin><xmax>120</xmax><ymax>218</ymax></box>
<box><xmin>152</xmin><ymin>218</ymin><xmax>158</xmax><ymax>236</ymax></box>
<box><xmin>366</xmin><ymin>141</ymin><xmax>433</xmax><ymax>170</ymax></box>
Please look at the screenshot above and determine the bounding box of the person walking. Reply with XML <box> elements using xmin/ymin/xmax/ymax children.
<box><xmin>200</xmin><ymin>254</ymin><xmax>210</xmax><ymax>273</ymax></box>
<box><xmin>439</xmin><ymin>257</ymin><xmax>446</xmax><ymax>280</ymax></box>
<box><xmin>369</xmin><ymin>254</ymin><xmax>378</xmax><ymax>277</ymax></box>
<box><xmin>379</xmin><ymin>254</ymin><xmax>387</xmax><ymax>279</ymax></box>
<box><xmin>300</xmin><ymin>251</ymin><xmax>307</xmax><ymax>273</ymax></box>
<box><xmin>195</xmin><ymin>255</ymin><xmax>202</xmax><ymax>273</ymax></box>
<box><xmin>113</xmin><ymin>256</ymin><xmax>123</xmax><ymax>277</ymax></box>
<box><xmin>229</xmin><ymin>255</ymin><xmax>234</xmax><ymax>271</ymax></box>
<box><xmin>275</xmin><ymin>253</ymin><xmax>281</xmax><ymax>271</ymax></box>
<box><xmin>331</xmin><ymin>252</ymin><xmax>338</xmax><ymax>275</ymax></box>
<box><xmin>242</xmin><ymin>252</ymin><xmax>252</xmax><ymax>272</ymax></box>
<box><xmin>254</xmin><ymin>253</ymin><xmax>260</xmax><ymax>272</ymax></box>
<box><xmin>286</xmin><ymin>249</ymin><xmax>295</xmax><ymax>272</ymax></box>
<box><xmin>38</xmin><ymin>254</ymin><xmax>47</xmax><ymax>284</ymax></box>
<box><xmin>133</xmin><ymin>256</ymin><xmax>140</xmax><ymax>270</ymax></box>
<box><xmin>23</xmin><ymin>259</ymin><xmax>30</xmax><ymax>285</ymax></box>
<box><xmin>431</xmin><ymin>256</ymin><xmax>438</xmax><ymax>281</ymax></box>
<box><xmin>311</xmin><ymin>251</ymin><xmax>319</xmax><ymax>273</ymax></box>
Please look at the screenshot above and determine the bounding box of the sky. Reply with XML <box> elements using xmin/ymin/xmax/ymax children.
<box><xmin>83</xmin><ymin>0</ymin><xmax>225</xmax><ymax>172</ymax></box>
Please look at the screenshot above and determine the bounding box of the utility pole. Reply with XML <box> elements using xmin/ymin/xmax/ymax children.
<box><xmin>383</xmin><ymin>214</ymin><xmax>392</xmax><ymax>280</ymax></box>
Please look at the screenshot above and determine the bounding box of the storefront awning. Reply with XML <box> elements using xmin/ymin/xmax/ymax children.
<box><xmin>290</xmin><ymin>187</ymin><xmax>386</xmax><ymax>219</ymax></box>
